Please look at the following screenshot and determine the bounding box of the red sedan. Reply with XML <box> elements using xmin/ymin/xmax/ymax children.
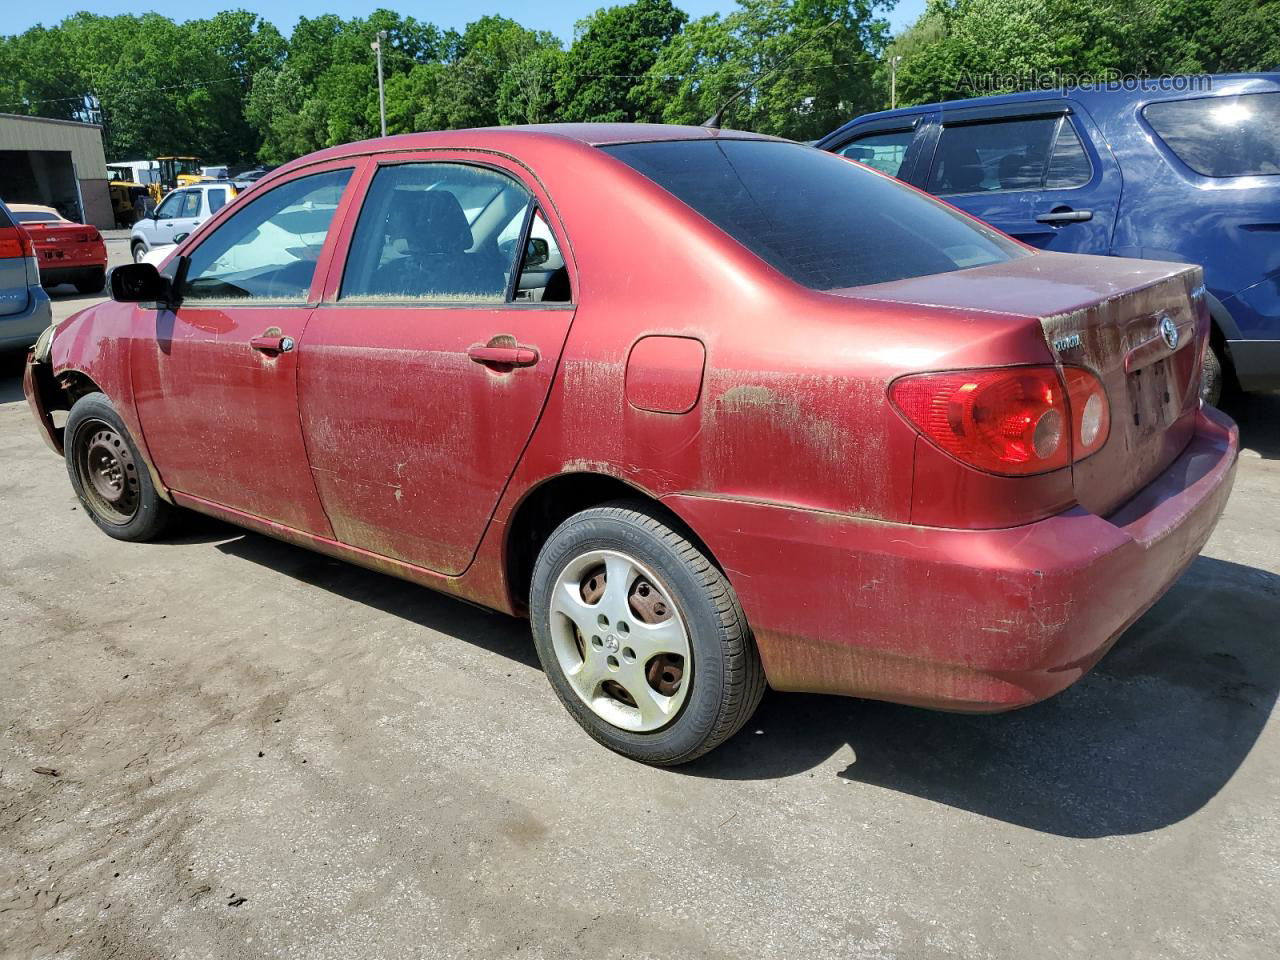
<box><xmin>9</xmin><ymin>204</ymin><xmax>107</xmax><ymax>294</ymax></box>
<box><xmin>24</xmin><ymin>125</ymin><xmax>1238</xmax><ymax>764</ymax></box>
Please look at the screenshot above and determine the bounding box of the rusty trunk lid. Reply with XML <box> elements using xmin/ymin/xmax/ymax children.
<box><xmin>836</xmin><ymin>251</ymin><xmax>1207</xmax><ymax>517</ymax></box>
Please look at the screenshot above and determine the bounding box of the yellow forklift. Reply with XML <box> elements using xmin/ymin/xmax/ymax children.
<box><xmin>156</xmin><ymin>156</ymin><xmax>208</xmax><ymax>192</ymax></box>
<box><xmin>105</xmin><ymin>165</ymin><xmax>152</xmax><ymax>227</ymax></box>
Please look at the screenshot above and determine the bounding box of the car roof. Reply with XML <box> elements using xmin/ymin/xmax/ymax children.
<box><xmin>8</xmin><ymin>203</ymin><xmax>65</xmax><ymax>218</ymax></box>
<box><xmin>272</xmin><ymin>123</ymin><xmax>786</xmax><ymax>176</ymax></box>
<box><xmin>819</xmin><ymin>72</ymin><xmax>1280</xmax><ymax>145</ymax></box>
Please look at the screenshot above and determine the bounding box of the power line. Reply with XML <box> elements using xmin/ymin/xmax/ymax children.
<box><xmin>0</xmin><ymin>74</ymin><xmax>242</xmax><ymax>110</ymax></box>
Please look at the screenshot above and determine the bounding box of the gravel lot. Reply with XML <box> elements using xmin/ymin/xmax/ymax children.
<box><xmin>2</xmin><ymin>241</ymin><xmax>1277</xmax><ymax>959</ymax></box>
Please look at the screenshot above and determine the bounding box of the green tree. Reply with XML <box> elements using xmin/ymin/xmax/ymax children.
<box><xmin>403</xmin><ymin>16</ymin><xmax>563</xmax><ymax>131</ymax></box>
<box><xmin>557</xmin><ymin>0</ymin><xmax>688</xmax><ymax>122</ymax></box>
<box><xmin>639</xmin><ymin>0</ymin><xmax>894</xmax><ymax>139</ymax></box>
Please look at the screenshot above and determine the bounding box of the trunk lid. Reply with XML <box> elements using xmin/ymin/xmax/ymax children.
<box><xmin>842</xmin><ymin>252</ymin><xmax>1207</xmax><ymax>517</ymax></box>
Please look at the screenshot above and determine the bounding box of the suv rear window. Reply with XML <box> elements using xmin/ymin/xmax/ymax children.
<box><xmin>603</xmin><ymin>139</ymin><xmax>1025</xmax><ymax>290</ymax></box>
<box><xmin>1144</xmin><ymin>93</ymin><xmax>1280</xmax><ymax>177</ymax></box>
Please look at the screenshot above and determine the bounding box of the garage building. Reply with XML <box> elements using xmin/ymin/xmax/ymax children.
<box><xmin>0</xmin><ymin>113</ymin><xmax>113</xmax><ymax>229</ymax></box>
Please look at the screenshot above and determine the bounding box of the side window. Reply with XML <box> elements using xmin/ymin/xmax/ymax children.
<box><xmin>341</xmin><ymin>163</ymin><xmax>533</xmax><ymax>302</ymax></box>
<box><xmin>155</xmin><ymin>191</ymin><xmax>184</xmax><ymax>219</ymax></box>
<box><xmin>180</xmin><ymin>191</ymin><xmax>202</xmax><ymax>218</ymax></box>
<box><xmin>1143</xmin><ymin>93</ymin><xmax>1280</xmax><ymax>177</ymax></box>
<box><xmin>1043</xmin><ymin>120</ymin><xmax>1092</xmax><ymax>188</ymax></box>
<box><xmin>495</xmin><ymin>208</ymin><xmax>571</xmax><ymax>303</ymax></box>
<box><xmin>928</xmin><ymin>117</ymin><xmax>1064</xmax><ymax>195</ymax></box>
<box><xmin>180</xmin><ymin>168</ymin><xmax>352</xmax><ymax>303</ymax></box>
<box><xmin>207</xmin><ymin>188</ymin><xmax>228</xmax><ymax>214</ymax></box>
<box><xmin>835</xmin><ymin>129</ymin><xmax>915</xmax><ymax>177</ymax></box>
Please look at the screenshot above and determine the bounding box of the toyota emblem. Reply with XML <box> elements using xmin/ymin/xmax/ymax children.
<box><xmin>1160</xmin><ymin>314</ymin><xmax>1179</xmax><ymax>351</ymax></box>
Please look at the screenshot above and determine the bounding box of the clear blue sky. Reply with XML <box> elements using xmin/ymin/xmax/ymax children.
<box><xmin>6</xmin><ymin>0</ymin><xmax>927</xmax><ymax>42</ymax></box>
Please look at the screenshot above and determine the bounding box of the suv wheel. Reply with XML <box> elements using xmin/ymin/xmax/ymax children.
<box><xmin>131</xmin><ymin>242</ymin><xmax>147</xmax><ymax>263</ymax></box>
<box><xmin>530</xmin><ymin>501</ymin><xmax>765</xmax><ymax>765</ymax></box>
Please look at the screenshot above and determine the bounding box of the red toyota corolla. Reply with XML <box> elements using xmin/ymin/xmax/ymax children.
<box><xmin>9</xmin><ymin>204</ymin><xmax>108</xmax><ymax>294</ymax></box>
<box><xmin>24</xmin><ymin>125</ymin><xmax>1238</xmax><ymax>764</ymax></box>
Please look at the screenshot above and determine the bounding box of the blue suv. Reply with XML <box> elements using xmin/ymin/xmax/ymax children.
<box><xmin>817</xmin><ymin>74</ymin><xmax>1280</xmax><ymax>403</ymax></box>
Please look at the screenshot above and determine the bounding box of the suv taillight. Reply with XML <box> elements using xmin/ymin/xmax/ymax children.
<box><xmin>0</xmin><ymin>225</ymin><xmax>34</xmax><ymax>259</ymax></box>
<box><xmin>890</xmin><ymin>365</ymin><xmax>1110</xmax><ymax>477</ymax></box>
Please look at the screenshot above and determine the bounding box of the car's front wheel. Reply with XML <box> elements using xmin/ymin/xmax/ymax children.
<box><xmin>530</xmin><ymin>502</ymin><xmax>765</xmax><ymax>765</ymax></box>
<box><xmin>131</xmin><ymin>242</ymin><xmax>147</xmax><ymax>264</ymax></box>
<box><xmin>65</xmin><ymin>393</ymin><xmax>171</xmax><ymax>542</ymax></box>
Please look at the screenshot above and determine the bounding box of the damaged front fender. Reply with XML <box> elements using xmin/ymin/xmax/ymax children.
<box><xmin>24</xmin><ymin>331</ymin><xmax>63</xmax><ymax>455</ymax></box>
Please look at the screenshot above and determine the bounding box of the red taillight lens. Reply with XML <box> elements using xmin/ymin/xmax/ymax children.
<box><xmin>0</xmin><ymin>226</ymin><xmax>34</xmax><ymax>259</ymax></box>
<box><xmin>891</xmin><ymin>365</ymin><xmax>1110</xmax><ymax>476</ymax></box>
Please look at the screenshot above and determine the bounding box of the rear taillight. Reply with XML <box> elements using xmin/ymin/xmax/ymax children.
<box><xmin>0</xmin><ymin>225</ymin><xmax>34</xmax><ymax>259</ymax></box>
<box><xmin>890</xmin><ymin>365</ymin><xmax>1110</xmax><ymax>477</ymax></box>
<box><xmin>1061</xmin><ymin>366</ymin><xmax>1110</xmax><ymax>458</ymax></box>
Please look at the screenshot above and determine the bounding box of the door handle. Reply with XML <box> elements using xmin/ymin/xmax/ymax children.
<box><xmin>250</xmin><ymin>335</ymin><xmax>295</xmax><ymax>354</ymax></box>
<box><xmin>468</xmin><ymin>344</ymin><xmax>538</xmax><ymax>368</ymax></box>
<box><xmin>1036</xmin><ymin>209</ymin><xmax>1093</xmax><ymax>224</ymax></box>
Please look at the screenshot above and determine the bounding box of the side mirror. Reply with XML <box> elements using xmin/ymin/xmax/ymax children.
<box><xmin>111</xmin><ymin>262</ymin><xmax>175</xmax><ymax>305</ymax></box>
<box><xmin>173</xmin><ymin>232</ymin><xmax>189</xmax><ymax>243</ymax></box>
<box><xmin>525</xmin><ymin>236</ymin><xmax>550</xmax><ymax>268</ymax></box>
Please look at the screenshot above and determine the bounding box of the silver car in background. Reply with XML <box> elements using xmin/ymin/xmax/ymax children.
<box><xmin>0</xmin><ymin>198</ymin><xmax>52</xmax><ymax>352</ymax></box>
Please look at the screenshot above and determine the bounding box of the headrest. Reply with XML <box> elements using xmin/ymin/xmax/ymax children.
<box><xmin>384</xmin><ymin>189</ymin><xmax>473</xmax><ymax>255</ymax></box>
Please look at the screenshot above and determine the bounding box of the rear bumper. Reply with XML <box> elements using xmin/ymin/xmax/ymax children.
<box><xmin>664</xmin><ymin>406</ymin><xmax>1239</xmax><ymax>711</ymax></box>
<box><xmin>0</xmin><ymin>285</ymin><xmax>52</xmax><ymax>351</ymax></box>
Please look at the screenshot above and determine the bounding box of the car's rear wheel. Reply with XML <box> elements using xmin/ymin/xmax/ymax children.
<box><xmin>65</xmin><ymin>393</ymin><xmax>171</xmax><ymax>542</ymax></box>
<box><xmin>1201</xmin><ymin>343</ymin><xmax>1225</xmax><ymax>407</ymax></box>
<box><xmin>530</xmin><ymin>501</ymin><xmax>765</xmax><ymax>765</ymax></box>
<box><xmin>75</xmin><ymin>268</ymin><xmax>106</xmax><ymax>294</ymax></box>
<box><xmin>131</xmin><ymin>242</ymin><xmax>147</xmax><ymax>264</ymax></box>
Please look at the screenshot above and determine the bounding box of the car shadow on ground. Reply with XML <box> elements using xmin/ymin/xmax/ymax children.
<box><xmin>686</xmin><ymin>554</ymin><xmax>1280</xmax><ymax>837</ymax></box>
<box><xmin>1221</xmin><ymin>389</ymin><xmax>1280</xmax><ymax>459</ymax></box>
<box><xmin>207</xmin><ymin>518</ymin><xmax>539</xmax><ymax>670</ymax></box>
<box><xmin>199</xmin><ymin>516</ymin><xmax>1276</xmax><ymax>838</ymax></box>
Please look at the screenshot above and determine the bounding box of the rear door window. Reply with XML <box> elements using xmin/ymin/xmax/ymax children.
<box><xmin>604</xmin><ymin>139</ymin><xmax>1025</xmax><ymax>290</ymax></box>
<box><xmin>1143</xmin><ymin>93</ymin><xmax>1280</xmax><ymax>177</ymax></box>
<box><xmin>927</xmin><ymin>116</ymin><xmax>1092</xmax><ymax>195</ymax></box>
<box><xmin>179</xmin><ymin>192</ymin><xmax>202</xmax><ymax>218</ymax></box>
<box><xmin>835</xmin><ymin>129</ymin><xmax>915</xmax><ymax>177</ymax></box>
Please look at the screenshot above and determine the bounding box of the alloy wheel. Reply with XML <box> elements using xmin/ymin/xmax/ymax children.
<box><xmin>549</xmin><ymin>549</ymin><xmax>691</xmax><ymax>732</ymax></box>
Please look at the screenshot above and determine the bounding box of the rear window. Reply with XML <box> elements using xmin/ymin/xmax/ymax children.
<box><xmin>603</xmin><ymin>139</ymin><xmax>1026</xmax><ymax>290</ymax></box>
<box><xmin>1144</xmin><ymin>93</ymin><xmax>1280</xmax><ymax>177</ymax></box>
<box><xmin>13</xmin><ymin>211</ymin><xmax>60</xmax><ymax>223</ymax></box>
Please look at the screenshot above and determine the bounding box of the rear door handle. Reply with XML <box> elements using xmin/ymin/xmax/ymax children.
<box><xmin>1036</xmin><ymin>209</ymin><xmax>1093</xmax><ymax>224</ymax></box>
<box><xmin>468</xmin><ymin>344</ymin><xmax>539</xmax><ymax>367</ymax></box>
<box><xmin>250</xmin><ymin>335</ymin><xmax>295</xmax><ymax>354</ymax></box>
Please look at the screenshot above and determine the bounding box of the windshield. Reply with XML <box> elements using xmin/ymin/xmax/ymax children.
<box><xmin>603</xmin><ymin>139</ymin><xmax>1027</xmax><ymax>290</ymax></box>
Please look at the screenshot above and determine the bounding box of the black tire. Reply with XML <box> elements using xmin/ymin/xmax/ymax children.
<box><xmin>530</xmin><ymin>501</ymin><xmax>765</xmax><ymax>765</ymax></box>
<box><xmin>131</xmin><ymin>242</ymin><xmax>147</xmax><ymax>264</ymax></box>
<box><xmin>75</xmin><ymin>268</ymin><xmax>106</xmax><ymax>295</ymax></box>
<box><xmin>65</xmin><ymin>393</ymin><xmax>171</xmax><ymax>542</ymax></box>
<box><xmin>1200</xmin><ymin>343</ymin><xmax>1223</xmax><ymax>407</ymax></box>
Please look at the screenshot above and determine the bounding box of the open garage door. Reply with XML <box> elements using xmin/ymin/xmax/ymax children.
<box><xmin>0</xmin><ymin>149</ymin><xmax>84</xmax><ymax>223</ymax></box>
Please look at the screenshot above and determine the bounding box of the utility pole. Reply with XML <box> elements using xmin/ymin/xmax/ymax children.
<box><xmin>890</xmin><ymin>55</ymin><xmax>902</xmax><ymax>110</ymax></box>
<box><xmin>372</xmin><ymin>30</ymin><xmax>387</xmax><ymax>137</ymax></box>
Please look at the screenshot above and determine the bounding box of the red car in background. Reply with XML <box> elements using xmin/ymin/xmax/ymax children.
<box><xmin>24</xmin><ymin>125</ymin><xmax>1238</xmax><ymax>765</ymax></box>
<box><xmin>9</xmin><ymin>204</ymin><xmax>107</xmax><ymax>294</ymax></box>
